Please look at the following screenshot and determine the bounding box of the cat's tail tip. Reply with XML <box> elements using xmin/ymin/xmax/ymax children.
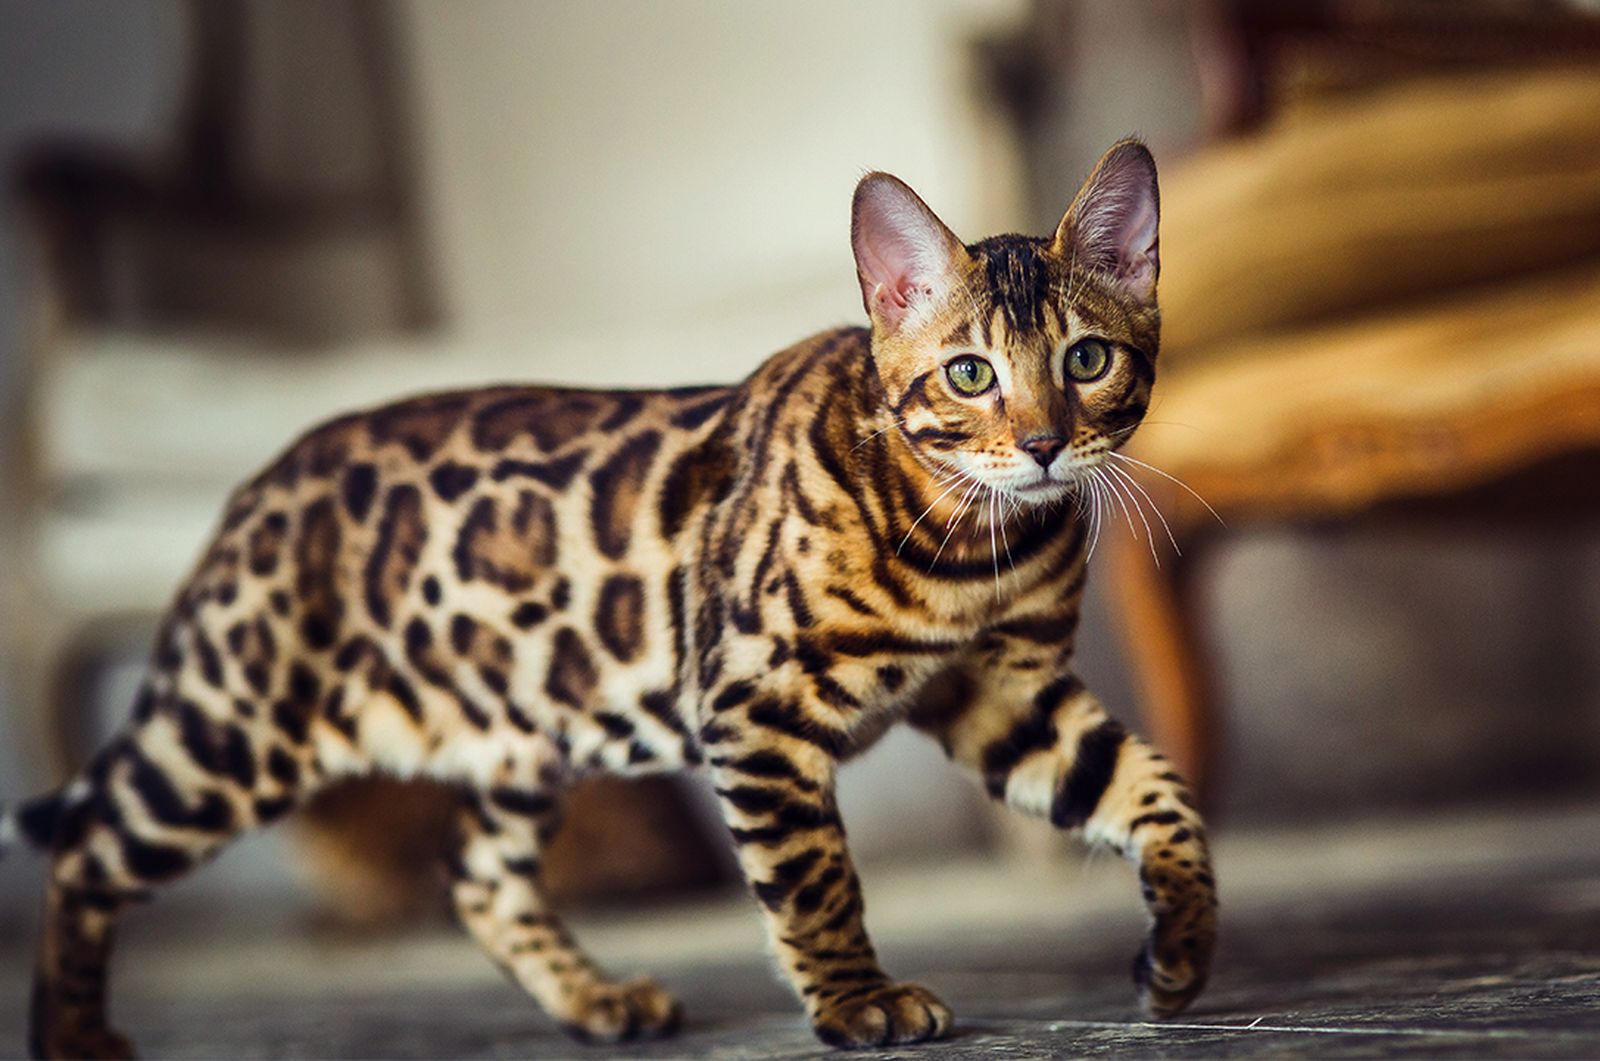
<box><xmin>0</xmin><ymin>791</ymin><xmax>65</xmax><ymax>863</ymax></box>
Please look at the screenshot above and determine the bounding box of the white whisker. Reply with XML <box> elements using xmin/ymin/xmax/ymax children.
<box><xmin>1107</xmin><ymin>452</ymin><xmax>1225</xmax><ymax>526</ymax></box>
<box><xmin>1110</xmin><ymin>463</ymin><xmax>1160</xmax><ymax>569</ymax></box>
<box><xmin>1081</xmin><ymin>473</ymin><xmax>1103</xmax><ymax>563</ymax></box>
<box><xmin>897</xmin><ymin>471</ymin><xmax>971</xmax><ymax>555</ymax></box>
<box><xmin>1107</xmin><ymin>462</ymin><xmax>1180</xmax><ymax>557</ymax></box>
<box><xmin>997</xmin><ymin>490</ymin><xmax>1018</xmax><ymax>578</ymax></box>
<box><xmin>987</xmin><ymin>489</ymin><xmax>1002</xmax><ymax>599</ymax></box>
<box><xmin>1103</xmin><ymin>466</ymin><xmax>1141</xmax><ymax>543</ymax></box>
<box><xmin>946</xmin><ymin>477</ymin><xmax>983</xmax><ymax>529</ymax></box>
<box><xmin>931</xmin><ymin>478</ymin><xmax>983</xmax><ymax>570</ymax></box>
<box><xmin>851</xmin><ymin>417</ymin><xmax>905</xmax><ymax>453</ymax></box>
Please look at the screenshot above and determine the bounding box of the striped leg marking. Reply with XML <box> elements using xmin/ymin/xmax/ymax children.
<box><xmin>706</xmin><ymin>698</ymin><xmax>952</xmax><ymax>1049</ymax></box>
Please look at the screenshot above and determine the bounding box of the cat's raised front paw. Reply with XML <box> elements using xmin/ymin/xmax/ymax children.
<box><xmin>1134</xmin><ymin>902</ymin><xmax>1217</xmax><ymax>1017</ymax></box>
<box><xmin>811</xmin><ymin>980</ymin><xmax>953</xmax><ymax>1049</ymax></box>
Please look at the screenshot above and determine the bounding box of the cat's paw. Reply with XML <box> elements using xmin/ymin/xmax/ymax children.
<box><xmin>558</xmin><ymin>977</ymin><xmax>683</xmax><ymax>1043</ymax></box>
<box><xmin>30</xmin><ymin>1024</ymin><xmax>137</xmax><ymax>1060</ymax></box>
<box><xmin>1134</xmin><ymin>901</ymin><xmax>1217</xmax><ymax>1017</ymax></box>
<box><xmin>811</xmin><ymin>981</ymin><xmax>953</xmax><ymax>1049</ymax></box>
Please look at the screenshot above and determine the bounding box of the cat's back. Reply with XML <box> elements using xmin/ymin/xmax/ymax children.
<box><xmin>175</xmin><ymin>328</ymin><xmax>882</xmax><ymax>679</ymax></box>
<box><xmin>220</xmin><ymin>325</ymin><xmax>866</xmax><ymax>549</ymax></box>
<box><xmin>166</xmin><ymin>379</ymin><xmax>732</xmax><ymax>680</ymax></box>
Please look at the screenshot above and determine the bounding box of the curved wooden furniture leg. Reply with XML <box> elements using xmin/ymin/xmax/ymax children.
<box><xmin>1106</xmin><ymin>529</ymin><xmax>1219</xmax><ymax>808</ymax></box>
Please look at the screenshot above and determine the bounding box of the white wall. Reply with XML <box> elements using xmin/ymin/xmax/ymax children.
<box><xmin>403</xmin><ymin>0</ymin><xmax>1026</xmax><ymax>382</ymax></box>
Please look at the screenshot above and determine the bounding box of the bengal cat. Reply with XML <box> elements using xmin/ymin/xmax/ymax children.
<box><xmin>3</xmin><ymin>139</ymin><xmax>1216</xmax><ymax>1057</ymax></box>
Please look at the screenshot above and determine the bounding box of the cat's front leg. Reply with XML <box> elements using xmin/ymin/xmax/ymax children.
<box><xmin>912</xmin><ymin>667</ymin><xmax>1218</xmax><ymax>1017</ymax></box>
<box><xmin>702</xmin><ymin>691</ymin><xmax>952</xmax><ymax>1048</ymax></box>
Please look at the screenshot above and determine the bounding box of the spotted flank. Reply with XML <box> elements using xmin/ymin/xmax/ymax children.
<box><xmin>15</xmin><ymin>139</ymin><xmax>1215</xmax><ymax>1058</ymax></box>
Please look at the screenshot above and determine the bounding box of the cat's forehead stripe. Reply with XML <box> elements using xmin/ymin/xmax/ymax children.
<box><xmin>971</xmin><ymin>235</ymin><xmax>1054</xmax><ymax>335</ymax></box>
<box><xmin>941</xmin><ymin>320</ymin><xmax>975</xmax><ymax>349</ymax></box>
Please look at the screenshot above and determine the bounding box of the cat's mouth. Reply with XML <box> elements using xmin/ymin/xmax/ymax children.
<box><xmin>1005</xmin><ymin>475</ymin><xmax>1075</xmax><ymax>502</ymax></box>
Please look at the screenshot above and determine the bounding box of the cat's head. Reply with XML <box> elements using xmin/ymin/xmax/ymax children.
<box><xmin>852</xmin><ymin>139</ymin><xmax>1159</xmax><ymax>505</ymax></box>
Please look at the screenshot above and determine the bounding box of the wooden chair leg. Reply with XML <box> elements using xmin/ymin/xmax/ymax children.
<box><xmin>1106</xmin><ymin>531</ymin><xmax>1220</xmax><ymax>807</ymax></box>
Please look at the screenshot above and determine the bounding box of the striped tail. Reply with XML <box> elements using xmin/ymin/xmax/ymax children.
<box><xmin>0</xmin><ymin>792</ymin><xmax>64</xmax><ymax>862</ymax></box>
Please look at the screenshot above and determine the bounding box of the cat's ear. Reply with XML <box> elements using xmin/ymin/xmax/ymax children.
<box><xmin>852</xmin><ymin>173</ymin><xmax>970</xmax><ymax>333</ymax></box>
<box><xmin>1054</xmin><ymin>139</ymin><xmax>1160</xmax><ymax>304</ymax></box>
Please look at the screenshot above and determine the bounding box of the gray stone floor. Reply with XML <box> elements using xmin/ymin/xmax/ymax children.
<box><xmin>3</xmin><ymin>799</ymin><xmax>1599</xmax><ymax>1058</ymax></box>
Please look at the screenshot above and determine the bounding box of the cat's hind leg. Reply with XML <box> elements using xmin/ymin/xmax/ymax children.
<box><xmin>447</xmin><ymin>785</ymin><xmax>683</xmax><ymax>1043</ymax></box>
<box><xmin>28</xmin><ymin>689</ymin><xmax>316</xmax><ymax>1059</ymax></box>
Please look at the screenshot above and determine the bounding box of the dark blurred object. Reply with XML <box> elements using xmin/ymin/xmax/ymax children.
<box><xmin>292</xmin><ymin>776</ymin><xmax>730</xmax><ymax>930</ymax></box>
<box><xmin>16</xmin><ymin>0</ymin><xmax>439</xmax><ymax>343</ymax></box>
<box><xmin>1194</xmin><ymin>0</ymin><xmax>1600</xmax><ymax>136</ymax></box>
<box><xmin>291</xmin><ymin>776</ymin><xmax>458</xmax><ymax>929</ymax></box>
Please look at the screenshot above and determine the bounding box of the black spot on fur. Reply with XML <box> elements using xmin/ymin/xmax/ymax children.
<box><xmin>489</xmin><ymin>788</ymin><xmax>554</xmax><ymax>817</ymax></box>
<box><xmin>589</xmin><ymin>431</ymin><xmax>661</xmax><ymax>559</ymax></box>
<box><xmin>341</xmin><ymin>463</ymin><xmax>378</xmax><ymax>522</ymax></box>
<box><xmin>429</xmin><ymin>461</ymin><xmax>480</xmax><ymax>502</ymax></box>
<box><xmin>119</xmin><ymin>832</ymin><xmax>192</xmax><ymax>881</ymax></box>
<box><xmin>16</xmin><ymin>794</ymin><xmax>64</xmax><ymax>848</ymax></box>
<box><xmin>450</xmin><ymin>613</ymin><xmax>479</xmax><ymax>655</ymax></box>
<box><xmin>712</xmin><ymin>680</ymin><xmax>757</xmax><ymax>713</ymax></box>
<box><xmin>671</xmin><ymin>391</ymin><xmax>733</xmax><ymax>430</ymax></box>
<box><xmin>981</xmin><ymin>708</ymin><xmax>1058</xmax><ymax>798</ymax></box>
<box><xmin>511</xmin><ymin>602</ymin><xmax>548</xmax><ymax>629</ymax></box>
<box><xmin>490</xmin><ymin>451</ymin><xmax>586</xmax><ymax>490</ymax></box>
<box><xmin>746</xmin><ymin>699</ymin><xmax>847</xmax><ymax>756</ymax></box>
<box><xmin>544</xmin><ymin>627</ymin><xmax>597</xmax><ymax>708</ymax></box>
<box><xmin>595</xmin><ymin>573</ymin><xmax>646</xmax><ymax>662</ymax></box>
<box><xmin>127</xmin><ymin>749</ymin><xmax>233</xmax><ymax>832</ymax></box>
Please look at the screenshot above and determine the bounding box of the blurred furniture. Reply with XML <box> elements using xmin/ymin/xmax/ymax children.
<box><xmin>20</xmin><ymin>0</ymin><xmax>439</xmax><ymax>341</ymax></box>
<box><xmin>1108</xmin><ymin>60</ymin><xmax>1600</xmax><ymax>797</ymax></box>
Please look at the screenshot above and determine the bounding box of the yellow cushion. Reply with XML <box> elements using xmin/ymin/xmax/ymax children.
<box><xmin>1131</xmin><ymin>260</ymin><xmax>1600</xmax><ymax>522</ymax></box>
<box><xmin>1159</xmin><ymin>65</ymin><xmax>1600</xmax><ymax>358</ymax></box>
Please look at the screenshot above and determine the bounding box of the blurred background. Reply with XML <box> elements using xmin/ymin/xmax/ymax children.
<box><xmin>1</xmin><ymin>0</ymin><xmax>1599</xmax><ymax>1021</ymax></box>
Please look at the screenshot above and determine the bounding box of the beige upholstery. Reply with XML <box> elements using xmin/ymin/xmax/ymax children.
<box><xmin>1135</xmin><ymin>260</ymin><xmax>1600</xmax><ymax>523</ymax></box>
<box><xmin>1158</xmin><ymin>65</ymin><xmax>1600</xmax><ymax>358</ymax></box>
<box><xmin>1107</xmin><ymin>64</ymin><xmax>1600</xmax><ymax>792</ymax></box>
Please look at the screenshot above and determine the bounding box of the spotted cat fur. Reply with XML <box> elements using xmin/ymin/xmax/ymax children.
<box><xmin>4</xmin><ymin>139</ymin><xmax>1215</xmax><ymax>1057</ymax></box>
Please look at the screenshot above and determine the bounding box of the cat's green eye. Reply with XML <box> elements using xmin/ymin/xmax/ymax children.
<box><xmin>945</xmin><ymin>355</ymin><xmax>996</xmax><ymax>396</ymax></box>
<box><xmin>1066</xmin><ymin>339</ymin><xmax>1112</xmax><ymax>382</ymax></box>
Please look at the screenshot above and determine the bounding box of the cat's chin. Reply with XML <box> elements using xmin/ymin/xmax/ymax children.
<box><xmin>1005</xmin><ymin>478</ymin><xmax>1075</xmax><ymax>505</ymax></box>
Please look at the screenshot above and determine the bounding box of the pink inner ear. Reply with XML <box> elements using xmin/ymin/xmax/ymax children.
<box><xmin>1115</xmin><ymin>196</ymin><xmax>1159</xmax><ymax>300</ymax></box>
<box><xmin>1062</xmin><ymin>143</ymin><xmax>1161</xmax><ymax>303</ymax></box>
<box><xmin>856</xmin><ymin>225</ymin><xmax>924</xmax><ymax>329</ymax></box>
<box><xmin>1119</xmin><ymin>196</ymin><xmax>1158</xmax><ymax>262</ymax></box>
<box><xmin>857</xmin><ymin>239</ymin><xmax>914</xmax><ymax>312</ymax></box>
<box><xmin>875</xmin><ymin>280</ymin><xmax>910</xmax><ymax>311</ymax></box>
<box><xmin>853</xmin><ymin>175</ymin><xmax>958</xmax><ymax>331</ymax></box>
<box><xmin>1119</xmin><ymin>253</ymin><xmax>1156</xmax><ymax>302</ymax></box>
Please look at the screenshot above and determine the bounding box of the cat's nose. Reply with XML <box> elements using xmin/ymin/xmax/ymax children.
<box><xmin>1019</xmin><ymin>434</ymin><xmax>1067</xmax><ymax>468</ymax></box>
